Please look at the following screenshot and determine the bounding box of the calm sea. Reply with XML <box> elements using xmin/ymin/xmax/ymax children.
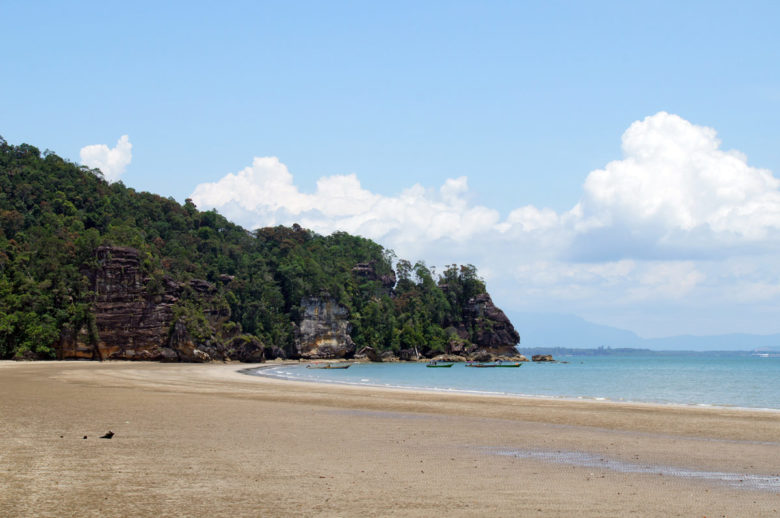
<box><xmin>251</xmin><ymin>353</ymin><xmax>780</xmax><ymax>410</ymax></box>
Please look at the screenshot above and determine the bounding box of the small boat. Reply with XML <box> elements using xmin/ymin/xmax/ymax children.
<box><xmin>465</xmin><ymin>361</ymin><xmax>522</xmax><ymax>368</ymax></box>
<box><xmin>426</xmin><ymin>361</ymin><xmax>454</xmax><ymax>368</ymax></box>
<box><xmin>306</xmin><ymin>362</ymin><xmax>351</xmax><ymax>369</ymax></box>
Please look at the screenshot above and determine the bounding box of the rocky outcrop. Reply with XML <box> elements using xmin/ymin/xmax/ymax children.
<box><xmin>355</xmin><ymin>346</ymin><xmax>381</xmax><ymax>362</ymax></box>
<box><xmin>459</xmin><ymin>293</ymin><xmax>522</xmax><ymax>357</ymax></box>
<box><xmin>293</xmin><ymin>295</ymin><xmax>355</xmax><ymax>359</ymax></box>
<box><xmin>352</xmin><ymin>292</ymin><xmax>521</xmax><ymax>362</ymax></box>
<box><xmin>59</xmin><ymin>246</ymin><xmax>179</xmax><ymax>361</ymax></box>
<box><xmin>532</xmin><ymin>354</ymin><xmax>555</xmax><ymax>362</ymax></box>
<box><xmin>224</xmin><ymin>335</ymin><xmax>266</xmax><ymax>363</ymax></box>
<box><xmin>57</xmin><ymin>245</ymin><xmax>262</xmax><ymax>363</ymax></box>
<box><xmin>167</xmin><ymin>320</ymin><xmax>210</xmax><ymax>362</ymax></box>
<box><xmin>56</xmin><ymin>246</ymin><xmax>521</xmax><ymax>364</ymax></box>
<box><xmin>445</xmin><ymin>332</ymin><xmax>476</xmax><ymax>357</ymax></box>
<box><xmin>264</xmin><ymin>345</ymin><xmax>287</xmax><ymax>360</ymax></box>
<box><xmin>471</xmin><ymin>350</ymin><xmax>495</xmax><ymax>362</ymax></box>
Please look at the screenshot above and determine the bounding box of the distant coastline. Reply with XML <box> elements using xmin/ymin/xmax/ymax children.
<box><xmin>510</xmin><ymin>312</ymin><xmax>780</xmax><ymax>352</ymax></box>
<box><xmin>519</xmin><ymin>346</ymin><xmax>780</xmax><ymax>357</ymax></box>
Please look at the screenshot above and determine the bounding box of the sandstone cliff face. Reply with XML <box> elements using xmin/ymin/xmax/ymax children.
<box><xmin>293</xmin><ymin>290</ymin><xmax>519</xmax><ymax>362</ymax></box>
<box><xmin>459</xmin><ymin>293</ymin><xmax>521</xmax><ymax>357</ymax></box>
<box><xmin>57</xmin><ymin>247</ymin><xmax>519</xmax><ymax>363</ymax></box>
<box><xmin>58</xmin><ymin>246</ymin><xmax>262</xmax><ymax>362</ymax></box>
<box><xmin>58</xmin><ymin>246</ymin><xmax>177</xmax><ymax>360</ymax></box>
<box><xmin>293</xmin><ymin>295</ymin><xmax>355</xmax><ymax>359</ymax></box>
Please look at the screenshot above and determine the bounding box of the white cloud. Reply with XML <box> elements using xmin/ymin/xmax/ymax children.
<box><xmin>193</xmin><ymin>112</ymin><xmax>780</xmax><ymax>259</ymax></box>
<box><xmin>191</xmin><ymin>161</ymin><xmax>503</xmax><ymax>247</ymax></box>
<box><xmin>80</xmin><ymin>135</ymin><xmax>133</xmax><ymax>183</ymax></box>
<box><xmin>630</xmin><ymin>262</ymin><xmax>705</xmax><ymax>301</ymax></box>
<box><xmin>574</xmin><ymin>112</ymin><xmax>780</xmax><ymax>256</ymax></box>
<box><xmin>504</xmin><ymin>259</ymin><xmax>705</xmax><ymax>303</ymax></box>
<box><xmin>191</xmin><ymin>112</ymin><xmax>780</xmax><ymax>335</ymax></box>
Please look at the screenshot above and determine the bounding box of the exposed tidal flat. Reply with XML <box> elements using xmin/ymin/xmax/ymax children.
<box><xmin>2</xmin><ymin>361</ymin><xmax>780</xmax><ymax>517</ymax></box>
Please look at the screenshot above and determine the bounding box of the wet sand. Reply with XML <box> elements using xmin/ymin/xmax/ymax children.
<box><xmin>1</xmin><ymin>361</ymin><xmax>779</xmax><ymax>517</ymax></box>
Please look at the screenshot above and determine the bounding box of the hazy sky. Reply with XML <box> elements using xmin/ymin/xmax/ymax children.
<box><xmin>3</xmin><ymin>1</ymin><xmax>780</xmax><ymax>337</ymax></box>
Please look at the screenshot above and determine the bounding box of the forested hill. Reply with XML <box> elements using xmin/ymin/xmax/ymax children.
<box><xmin>0</xmin><ymin>137</ymin><xmax>520</xmax><ymax>361</ymax></box>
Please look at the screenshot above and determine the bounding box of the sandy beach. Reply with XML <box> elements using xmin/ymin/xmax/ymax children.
<box><xmin>1</xmin><ymin>361</ymin><xmax>778</xmax><ymax>517</ymax></box>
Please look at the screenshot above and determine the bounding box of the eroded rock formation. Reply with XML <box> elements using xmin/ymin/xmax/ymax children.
<box><xmin>293</xmin><ymin>295</ymin><xmax>355</xmax><ymax>359</ymax></box>
<box><xmin>58</xmin><ymin>246</ymin><xmax>177</xmax><ymax>360</ymax></box>
<box><xmin>458</xmin><ymin>293</ymin><xmax>522</xmax><ymax>358</ymax></box>
<box><xmin>56</xmin><ymin>247</ymin><xmax>520</xmax><ymax>363</ymax></box>
<box><xmin>58</xmin><ymin>246</ymin><xmax>262</xmax><ymax>362</ymax></box>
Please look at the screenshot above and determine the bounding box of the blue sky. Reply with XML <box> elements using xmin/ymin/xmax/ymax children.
<box><xmin>3</xmin><ymin>1</ymin><xmax>780</xmax><ymax>338</ymax></box>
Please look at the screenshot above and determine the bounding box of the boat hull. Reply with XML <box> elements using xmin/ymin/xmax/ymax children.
<box><xmin>465</xmin><ymin>363</ymin><xmax>521</xmax><ymax>368</ymax></box>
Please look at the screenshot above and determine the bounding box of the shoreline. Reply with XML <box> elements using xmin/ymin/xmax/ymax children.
<box><xmin>246</xmin><ymin>361</ymin><xmax>780</xmax><ymax>415</ymax></box>
<box><xmin>2</xmin><ymin>361</ymin><xmax>780</xmax><ymax>517</ymax></box>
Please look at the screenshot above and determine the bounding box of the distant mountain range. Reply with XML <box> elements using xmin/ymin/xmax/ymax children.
<box><xmin>509</xmin><ymin>312</ymin><xmax>780</xmax><ymax>352</ymax></box>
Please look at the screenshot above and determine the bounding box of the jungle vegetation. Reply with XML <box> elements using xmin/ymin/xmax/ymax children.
<box><xmin>0</xmin><ymin>137</ymin><xmax>490</xmax><ymax>359</ymax></box>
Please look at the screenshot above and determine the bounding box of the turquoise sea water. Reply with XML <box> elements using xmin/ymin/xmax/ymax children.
<box><xmin>252</xmin><ymin>353</ymin><xmax>780</xmax><ymax>410</ymax></box>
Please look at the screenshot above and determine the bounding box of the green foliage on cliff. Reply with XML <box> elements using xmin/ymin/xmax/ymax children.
<box><xmin>0</xmin><ymin>137</ymin><xmax>510</xmax><ymax>359</ymax></box>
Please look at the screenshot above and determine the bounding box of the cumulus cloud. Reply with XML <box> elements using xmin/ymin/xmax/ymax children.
<box><xmin>571</xmin><ymin>112</ymin><xmax>780</xmax><ymax>259</ymax></box>
<box><xmin>191</xmin><ymin>113</ymin><xmax>780</xmax><ymax>334</ymax></box>
<box><xmin>193</xmin><ymin>113</ymin><xmax>780</xmax><ymax>259</ymax></box>
<box><xmin>80</xmin><ymin>135</ymin><xmax>132</xmax><ymax>183</ymax></box>
<box><xmin>190</xmin><ymin>159</ymin><xmax>502</xmax><ymax>247</ymax></box>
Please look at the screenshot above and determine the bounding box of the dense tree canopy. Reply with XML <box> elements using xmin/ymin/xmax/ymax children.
<box><xmin>0</xmin><ymin>137</ymin><xmax>505</xmax><ymax>359</ymax></box>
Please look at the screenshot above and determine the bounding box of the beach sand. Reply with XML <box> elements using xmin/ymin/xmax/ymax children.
<box><xmin>1</xmin><ymin>361</ymin><xmax>778</xmax><ymax>517</ymax></box>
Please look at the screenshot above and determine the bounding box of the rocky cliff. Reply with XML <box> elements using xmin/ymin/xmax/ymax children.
<box><xmin>291</xmin><ymin>289</ymin><xmax>521</xmax><ymax>362</ymax></box>
<box><xmin>293</xmin><ymin>295</ymin><xmax>355</xmax><ymax>359</ymax></box>
<box><xmin>460</xmin><ymin>293</ymin><xmax>521</xmax><ymax>357</ymax></box>
<box><xmin>1</xmin><ymin>139</ymin><xmax>526</xmax><ymax>363</ymax></box>
<box><xmin>59</xmin><ymin>246</ymin><xmax>176</xmax><ymax>360</ymax></box>
<box><xmin>56</xmin><ymin>247</ymin><xmax>518</xmax><ymax>363</ymax></box>
<box><xmin>58</xmin><ymin>246</ymin><xmax>263</xmax><ymax>362</ymax></box>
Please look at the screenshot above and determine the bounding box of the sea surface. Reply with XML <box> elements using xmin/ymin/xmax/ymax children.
<box><xmin>251</xmin><ymin>353</ymin><xmax>780</xmax><ymax>410</ymax></box>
